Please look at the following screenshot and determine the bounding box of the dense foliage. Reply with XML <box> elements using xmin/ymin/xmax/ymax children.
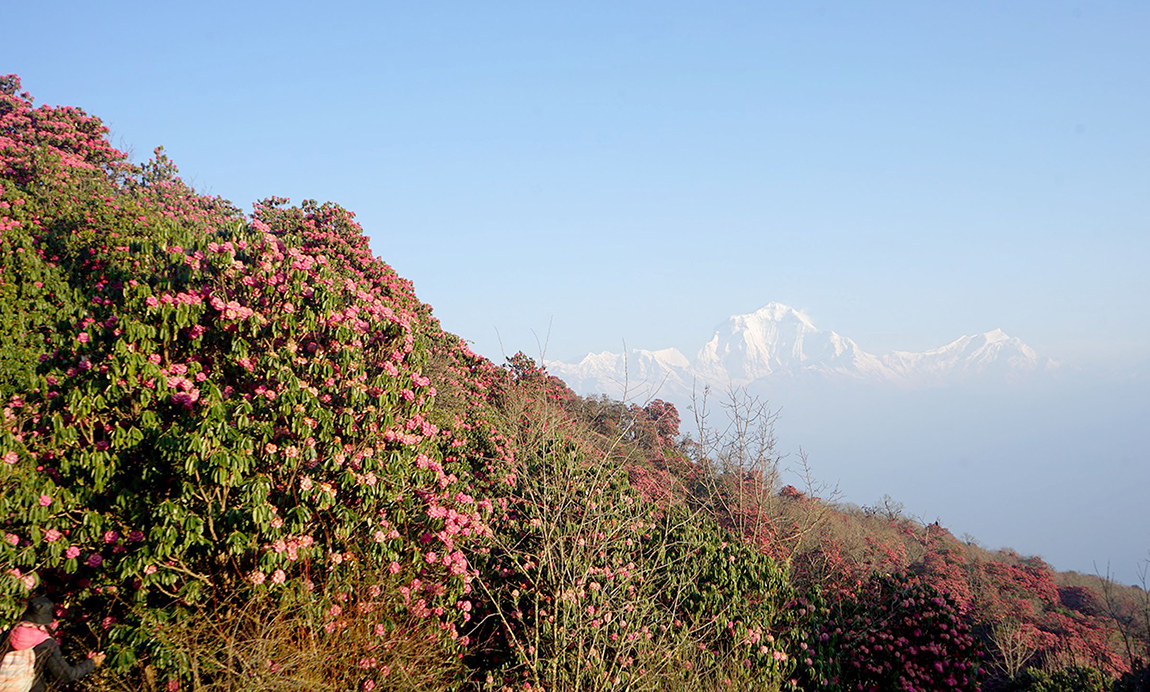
<box><xmin>817</xmin><ymin>572</ymin><xmax>982</xmax><ymax>691</ymax></box>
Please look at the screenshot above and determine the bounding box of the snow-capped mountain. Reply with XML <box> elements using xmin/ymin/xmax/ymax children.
<box><xmin>553</xmin><ymin>347</ymin><xmax>693</xmax><ymax>397</ymax></box>
<box><xmin>546</xmin><ymin>302</ymin><xmax>1057</xmax><ymax>399</ymax></box>
<box><xmin>881</xmin><ymin>328</ymin><xmax>1053</xmax><ymax>385</ymax></box>
<box><xmin>694</xmin><ymin>303</ymin><xmax>895</xmax><ymax>383</ymax></box>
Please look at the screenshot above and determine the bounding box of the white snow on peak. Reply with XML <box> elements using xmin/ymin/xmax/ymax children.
<box><xmin>645</xmin><ymin>347</ymin><xmax>691</xmax><ymax>369</ymax></box>
<box><xmin>547</xmin><ymin>346</ymin><xmax>692</xmax><ymax>401</ymax></box>
<box><xmin>695</xmin><ymin>303</ymin><xmax>896</xmax><ymax>383</ymax></box>
<box><xmin>746</xmin><ymin>302</ymin><xmax>817</xmax><ymax>327</ymax></box>
<box><xmin>547</xmin><ymin>302</ymin><xmax>1055</xmax><ymax>398</ymax></box>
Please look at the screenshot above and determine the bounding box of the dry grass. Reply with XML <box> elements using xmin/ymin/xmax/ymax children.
<box><xmin>86</xmin><ymin>589</ymin><xmax>460</xmax><ymax>692</ymax></box>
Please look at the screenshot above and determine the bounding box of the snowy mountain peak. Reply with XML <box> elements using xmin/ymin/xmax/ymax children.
<box><xmin>694</xmin><ymin>303</ymin><xmax>886</xmax><ymax>383</ymax></box>
<box><xmin>546</xmin><ymin>303</ymin><xmax>1056</xmax><ymax>399</ymax></box>
<box><xmin>745</xmin><ymin>302</ymin><xmax>816</xmax><ymax>325</ymax></box>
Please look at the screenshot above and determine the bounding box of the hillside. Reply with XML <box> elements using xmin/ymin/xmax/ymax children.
<box><xmin>1</xmin><ymin>75</ymin><xmax>1148</xmax><ymax>692</ymax></box>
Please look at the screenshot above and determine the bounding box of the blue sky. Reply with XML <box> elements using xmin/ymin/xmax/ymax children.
<box><xmin>6</xmin><ymin>2</ymin><xmax>1149</xmax><ymax>576</ymax></box>
<box><xmin>7</xmin><ymin>2</ymin><xmax>1148</xmax><ymax>367</ymax></box>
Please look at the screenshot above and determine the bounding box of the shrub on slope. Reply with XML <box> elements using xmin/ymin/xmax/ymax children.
<box><xmin>0</xmin><ymin>75</ymin><xmax>493</xmax><ymax>686</ymax></box>
<box><xmin>775</xmin><ymin>486</ymin><xmax>1140</xmax><ymax>687</ymax></box>
<box><xmin>463</xmin><ymin>364</ymin><xmax>807</xmax><ymax>690</ymax></box>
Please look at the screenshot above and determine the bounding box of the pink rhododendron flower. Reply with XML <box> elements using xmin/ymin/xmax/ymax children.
<box><xmin>271</xmin><ymin>569</ymin><xmax>286</xmax><ymax>584</ymax></box>
<box><xmin>144</xmin><ymin>565</ymin><xmax>157</xmax><ymax>575</ymax></box>
<box><xmin>43</xmin><ymin>529</ymin><xmax>61</xmax><ymax>542</ymax></box>
<box><xmin>249</xmin><ymin>570</ymin><xmax>266</xmax><ymax>585</ymax></box>
<box><xmin>2</xmin><ymin>451</ymin><xmax>17</xmax><ymax>465</ymax></box>
<box><xmin>38</xmin><ymin>495</ymin><xmax>51</xmax><ymax>507</ymax></box>
<box><xmin>65</xmin><ymin>546</ymin><xmax>80</xmax><ymax>559</ymax></box>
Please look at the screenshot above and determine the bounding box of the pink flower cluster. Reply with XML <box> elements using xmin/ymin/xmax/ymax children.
<box><xmin>208</xmin><ymin>295</ymin><xmax>255</xmax><ymax>321</ymax></box>
<box><xmin>268</xmin><ymin>534</ymin><xmax>315</xmax><ymax>562</ymax></box>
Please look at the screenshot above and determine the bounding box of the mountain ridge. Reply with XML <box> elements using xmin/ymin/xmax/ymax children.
<box><xmin>547</xmin><ymin>302</ymin><xmax>1059</xmax><ymax>399</ymax></box>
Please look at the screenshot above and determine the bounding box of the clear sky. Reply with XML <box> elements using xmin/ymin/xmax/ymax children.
<box><xmin>7</xmin><ymin>1</ymin><xmax>1148</xmax><ymax>367</ymax></box>
<box><xmin>6</xmin><ymin>2</ymin><xmax>1149</xmax><ymax>575</ymax></box>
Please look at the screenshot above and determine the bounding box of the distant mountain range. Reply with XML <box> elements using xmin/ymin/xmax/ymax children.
<box><xmin>546</xmin><ymin>302</ymin><xmax>1059</xmax><ymax>399</ymax></box>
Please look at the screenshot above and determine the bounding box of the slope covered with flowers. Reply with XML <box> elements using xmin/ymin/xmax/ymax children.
<box><xmin>0</xmin><ymin>73</ymin><xmax>513</xmax><ymax>685</ymax></box>
<box><xmin>1</xmin><ymin>76</ymin><xmax>1147</xmax><ymax>692</ymax></box>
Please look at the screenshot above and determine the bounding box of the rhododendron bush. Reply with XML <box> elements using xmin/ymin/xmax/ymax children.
<box><xmin>0</xmin><ymin>75</ymin><xmax>491</xmax><ymax>682</ymax></box>
<box><xmin>802</xmin><ymin>572</ymin><xmax>983</xmax><ymax>692</ymax></box>
<box><xmin>787</xmin><ymin>495</ymin><xmax>1142</xmax><ymax>688</ymax></box>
